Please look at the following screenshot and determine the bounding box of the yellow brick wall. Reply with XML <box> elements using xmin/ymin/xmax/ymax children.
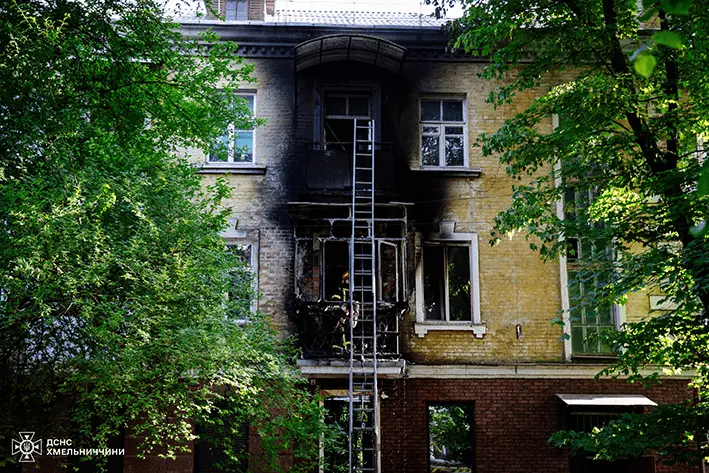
<box><xmin>187</xmin><ymin>57</ymin><xmax>655</xmax><ymax>364</ymax></box>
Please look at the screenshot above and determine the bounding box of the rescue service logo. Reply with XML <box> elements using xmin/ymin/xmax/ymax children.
<box><xmin>10</xmin><ymin>432</ymin><xmax>124</xmax><ymax>462</ymax></box>
<box><xmin>11</xmin><ymin>432</ymin><xmax>42</xmax><ymax>462</ymax></box>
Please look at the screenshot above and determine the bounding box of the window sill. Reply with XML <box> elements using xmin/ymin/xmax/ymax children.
<box><xmin>414</xmin><ymin>322</ymin><xmax>486</xmax><ymax>339</ymax></box>
<box><xmin>571</xmin><ymin>354</ymin><xmax>618</xmax><ymax>363</ymax></box>
<box><xmin>198</xmin><ymin>164</ymin><xmax>266</xmax><ymax>175</ymax></box>
<box><xmin>411</xmin><ymin>167</ymin><xmax>482</xmax><ymax>177</ymax></box>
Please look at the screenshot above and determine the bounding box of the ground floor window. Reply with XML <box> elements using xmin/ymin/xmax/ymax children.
<box><xmin>565</xmin><ymin>408</ymin><xmax>654</xmax><ymax>473</ymax></box>
<box><xmin>194</xmin><ymin>421</ymin><xmax>249</xmax><ymax>473</ymax></box>
<box><xmin>320</xmin><ymin>397</ymin><xmax>374</xmax><ymax>473</ymax></box>
<box><xmin>428</xmin><ymin>403</ymin><xmax>474</xmax><ymax>473</ymax></box>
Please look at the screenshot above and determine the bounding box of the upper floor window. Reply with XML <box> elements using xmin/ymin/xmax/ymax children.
<box><xmin>224</xmin><ymin>0</ymin><xmax>247</xmax><ymax>20</ymax></box>
<box><xmin>322</xmin><ymin>91</ymin><xmax>372</xmax><ymax>150</ymax></box>
<box><xmin>208</xmin><ymin>93</ymin><xmax>255</xmax><ymax>165</ymax></box>
<box><xmin>420</xmin><ymin>98</ymin><xmax>467</xmax><ymax>167</ymax></box>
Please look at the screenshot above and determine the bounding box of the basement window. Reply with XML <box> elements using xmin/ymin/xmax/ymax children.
<box><xmin>428</xmin><ymin>403</ymin><xmax>474</xmax><ymax>473</ymax></box>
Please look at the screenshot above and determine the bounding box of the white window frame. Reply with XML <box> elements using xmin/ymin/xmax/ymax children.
<box><xmin>419</xmin><ymin>96</ymin><xmax>468</xmax><ymax>168</ymax></box>
<box><xmin>414</xmin><ymin>221</ymin><xmax>484</xmax><ymax>338</ymax></box>
<box><xmin>206</xmin><ymin>92</ymin><xmax>256</xmax><ymax>166</ymax></box>
<box><xmin>553</xmin><ymin>114</ymin><xmax>624</xmax><ymax>360</ymax></box>
<box><xmin>222</xmin><ymin>222</ymin><xmax>259</xmax><ymax>314</ymax></box>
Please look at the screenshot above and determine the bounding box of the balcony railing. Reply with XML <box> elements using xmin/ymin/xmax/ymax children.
<box><xmin>304</xmin><ymin>142</ymin><xmax>394</xmax><ymax>191</ymax></box>
<box><xmin>292</xmin><ymin>299</ymin><xmax>405</xmax><ymax>359</ymax></box>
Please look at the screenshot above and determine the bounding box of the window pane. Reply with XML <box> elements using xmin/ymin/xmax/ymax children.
<box><xmin>445</xmin><ymin>136</ymin><xmax>464</xmax><ymax>166</ymax></box>
<box><xmin>423</xmin><ymin>245</ymin><xmax>444</xmax><ymax>320</ymax></box>
<box><xmin>325</xmin><ymin>96</ymin><xmax>347</xmax><ymax>116</ymax></box>
<box><xmin>599</xmin><ymin>305</ymin><xmax>613</xmax><ymax>325</ymax></box>
<box><xmin>209</xmin><ymin>132</ymin><xmax>230</xmax><ymax>162</ymax></box>
<box><xmin>421</xmin><ymin>135</ymin><xmax>440</xmax><ymax>166</ymax></box>
<box><xmin>234</xmin><ymin>131</ymin><xmax>253</xmax><ymax>163</ymax></box>
<box><xmin>442</xmin><ymin>100</ymin><xmax>463</xmax><ymax>122</ymax></box>
<box><xmin>236</xmin><ymin>0</ymin><xmax>247</xmax><ymax>19</ymax></box>
<box><xmin>225</xmin><ymin>0</ymin><xmax>236</xmax><ymax>19</ymax></box>
<box><xmin>324</xmin><ymin>241</ymin><xmax>350</xmax><ymax>302</ymax></box>
<box><xmin>445</xmin><ymin>126</ymin><xmax>464</xmax><ymax>135</ymax></box>
<box><xmin>227</xmin><ymin>245</ymin><xmax>253</xmax><ymax>303</ymax></box>
<box><xmin>421</xmin><ymin>100</ymin><xmax>441</xmax><ymax>121</ymax></box>
<box><xmin>566</xmin><ymin>238</ymin><xmax>580</xmax><ymax>261</ymax></box>
<box><xmin>379</xmin><ymin>242</ymin><xmax>399</xmax><ymax>303</ymax></box>
<box><xmin>235</xmin><ymin>94</ymin><xmax>254</xmax><ymax>114</ymax></box>
<box><xmin>447</xmin><ymin>246</ymin><xmax>471</xmax><ymax>321</ymax></box>
<box><xmin>348</xmin><ymin>96</ymin><xmax>370</xmax><ymax>117</ymax></box>
<box><xmin>428</xmin><ymin>405</ymin><xmax>473</xmax><ymax>473</ymax></box>
<box><xmin>423</xmin><ymin>125</ymin><xmax>439</xmax><ymax>135</ymax></box>
<box><xmin>571</xmin><ymin>325</ymin><xmax>585</xmax><ymax>353</ymax></box>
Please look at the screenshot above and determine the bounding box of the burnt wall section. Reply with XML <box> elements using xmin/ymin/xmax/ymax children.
<box><xmin>379</xmin><ymin>377</ymin><xmax>694</xmax><ymax>473</ymax></box>
<box><xmin>191</xmin><ymin>25</ymin><xmax>580</xmax><ymax>363</ymax></box>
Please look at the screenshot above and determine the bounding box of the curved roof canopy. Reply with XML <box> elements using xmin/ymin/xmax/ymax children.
<box><xmin>294</xmin><ymin>34</ymin><xmax>407</xmax><ymax>74</ymax></box>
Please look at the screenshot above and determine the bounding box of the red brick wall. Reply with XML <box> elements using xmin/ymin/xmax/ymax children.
<box><xmin>379</xmin><ymin>377</ymin><xmax>695</xmax><ymax>473</ymax></box>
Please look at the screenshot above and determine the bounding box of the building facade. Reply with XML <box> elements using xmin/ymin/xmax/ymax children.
<box><xmin>125</xmin><ymin>3</ymin><xmax>695</xmax><ymax>472</ymax></box>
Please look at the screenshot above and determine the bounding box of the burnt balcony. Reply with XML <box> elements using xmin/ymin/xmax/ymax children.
<box><xmin>292</xmin><ymin>300</ymin><xmax>405</xmax><ymax>359</ymax></box>
<box><xmin>303</xmin><ymin>142</ymin><xmax>395</xmax><ymax>193</ymax></box>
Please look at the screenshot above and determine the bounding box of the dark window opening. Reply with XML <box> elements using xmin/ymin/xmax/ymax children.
<box><xmin>428</xmin><ymin>403</ymin><xmax>474</xmax><ymax>473</ymax></box>
<box><xmin>323</xmin><ymin>92</ymin><xmax>372</xmax><ymax>152</ymax></box>
<box><xmin>324</xmin><ymin>240</ymin><xmax>350</xmax><ymax>302</ymax></box>
<box><xmin>423</xmin><ymin>244</ymin><xmax>472</xmax><ymax>322</ymax></box>
<box><xmin>194</xmin><ymin>421</ymin><xmax>249</xmax><ymax>473</ymax></box>
<box><xmin>566</xmin><ymin>409</ymin><xmax>654</xmax><ymax>473</ymax></box>
<box><xmin>322</xmin><ymin>398</ymin><xmax>373</xmax><ymax>473</ymax></box>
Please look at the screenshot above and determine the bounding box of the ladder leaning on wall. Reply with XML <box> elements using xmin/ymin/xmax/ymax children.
<box><xmin>348</xmin><ymin>118</ymin><xmax>379</xmax><ymax>473</ymax></box>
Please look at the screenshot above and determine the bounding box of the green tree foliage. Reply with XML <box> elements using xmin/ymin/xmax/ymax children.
<box><xmin>0</xmin><ymin>0</ymin><xmax>324</xmax><ymax>470</ymax></box>
<box><xmin>445</xmin><ymin>0</ymin><xmax>709</xmax><ymax>465</ymax></box>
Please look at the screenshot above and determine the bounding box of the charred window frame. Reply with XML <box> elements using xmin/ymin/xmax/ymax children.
<box><xmin>321</xmin><ymin>90</ymin><xmax>373</xmax><ymax>151</ymax></box>
<box><xmin>420</xmin><ymin>97</ymin><xmax>468</xmax><ymax>168</ymax></box>
<box><xmin>427</xmin><ymin>402</ymin><xmax>475</xmax><ymax>473</ymax></box>
<box><xmin>302</xmin><ymin>238</ymin><xmax>404</xmax><ymax>303</ymax></box>
<box><xmin>207</xmin><ymin>92</ymin><xmax>256</xmax><ymax>165</ymax></box>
